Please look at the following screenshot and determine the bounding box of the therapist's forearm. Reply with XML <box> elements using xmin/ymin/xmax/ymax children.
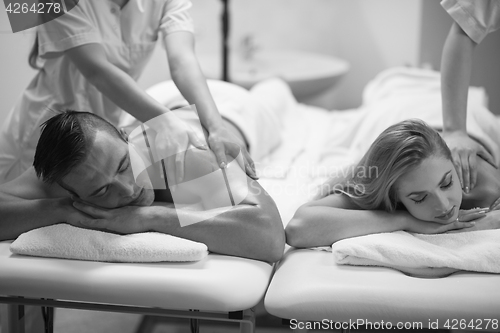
<box><xmin>169</xmin><ymin>55</ymin><xmax>224</xmax><ymax>133</ymax></box>
<box><xmin>0</xmin><ymin>198</ymin><xmax>64</xmax><ymax>241</ymax></box>
<box><xmin>441</xmin><ymin>23</ymin><xmax>476</xmax><ymax>133</ymax></box>
<box><xmin>87</xmin><ymin>64</ymin><xmax>170</xmax><ymax>123</ymax></box>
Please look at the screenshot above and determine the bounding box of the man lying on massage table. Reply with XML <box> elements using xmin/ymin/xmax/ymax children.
<box><xmin>0</xmin><ymin>79</ymin><xmax>288</xmax><ymax>263</ymax></box>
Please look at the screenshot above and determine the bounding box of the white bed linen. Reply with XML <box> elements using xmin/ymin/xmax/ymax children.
<box><xmin>257</xmin><ymin>103</ymin><xmax>334</xmax><ymax>225</ymax></box>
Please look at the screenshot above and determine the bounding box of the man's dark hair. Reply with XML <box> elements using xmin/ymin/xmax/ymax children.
<box><xmin>33</xmin><ymin>110</ymin><xmax>124</xmax><ymax>184</ymax></box>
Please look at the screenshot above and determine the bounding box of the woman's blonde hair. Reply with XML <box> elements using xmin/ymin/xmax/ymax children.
<box><xmin>321</xmin><ymin>119</ymin><xmax>452</xmax><ymax>212</ymax></box>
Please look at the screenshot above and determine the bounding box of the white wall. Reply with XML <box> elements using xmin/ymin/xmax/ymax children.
<box><xmin>0</xmin><ymin>10</ymin><xmax>37</xmax><ymax>127</ymax></box>
<box><xmin>134</xmin><ymin>0</ymin><xmax>423</xmax><ymax>110</ymax></box>
<box><xmin>0</xmin><ymin>0</ymin><xmax>423</xmax><ymax>129</ymax></box>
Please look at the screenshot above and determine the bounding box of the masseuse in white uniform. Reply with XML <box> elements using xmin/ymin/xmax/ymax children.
<box><xmin>0</xmin><ymin>0</ymin><xmax>256</xmax><ymax>185</ymax></box>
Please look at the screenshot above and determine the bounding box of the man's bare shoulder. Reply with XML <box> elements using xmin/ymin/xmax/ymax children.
<box><xmin>180</xmin><ymin>148</ymin><xmax>274</xmax><ymax>208</ymax></box>
<box><xmin>0</xmin><ymin>167</ymin><xmax>68</xmax><ymax>199</ymax></box>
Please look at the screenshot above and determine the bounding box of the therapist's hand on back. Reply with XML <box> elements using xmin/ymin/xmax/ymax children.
<box><xmin>472</xmin><ymin>209</ymin><xmax>500</xmax><ymax>231</ymax></box>
<box><xmin>207</xmin><ymin>126</ymin><xmax>258</xmax><ymax>180</ymax></box>
<box><xmin>448</xmin><ymin>208</ymin><xmax>500</xmax><ymax>233</ymax></box>
<box><xmin>442</xmin><ymin>131</ymin><xmax>496</xmax><ymax>193</ymax></box>
<box><xmin>153</xmin><ymin>115</ymin><xmax>208</xmax><ymax>185</ymax></box>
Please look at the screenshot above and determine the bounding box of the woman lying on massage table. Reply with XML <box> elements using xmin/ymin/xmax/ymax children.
<box><xmin>286</xmin><ymin>119</ymin><xmax>500</xmax><ymax>248</ymax></box>
<box><xmin>0</xmin><ymin>79</ymin><xmax>291</xmax><ymax>263</ymax></box>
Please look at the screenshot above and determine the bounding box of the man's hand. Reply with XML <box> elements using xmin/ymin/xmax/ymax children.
<box><xmin>72</xmin><ymin>201</ymin><xmax>153</xmax><ymax>234</ymax></box>
<box><xmin>207</xmin><ymin>126</ymin><xmax>257</xmax><ymax>179</ymax></box>
<box><xmin>56</xmin><ymin>197</ymin><xmax>95</xmax><ymax>229</ymax></box>
<box><xmin>442</xmin><ymin>131</ymin><xmax>496</xmax><ymax>192</ymax></box>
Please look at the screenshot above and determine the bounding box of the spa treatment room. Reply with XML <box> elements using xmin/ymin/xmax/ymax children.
<box><xmin>1</xmin><ymin>0</ymin><xmax>500</xmax><ymax>332</ymax></box>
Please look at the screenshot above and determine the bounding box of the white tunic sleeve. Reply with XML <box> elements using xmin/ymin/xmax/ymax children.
<box><xmin>159</xmin><ymin>0</ymin><xmax>194</xmax><ymax>43</ymax></box>
<box><xmin>37</xmin><ymin>1</ymin><xmax>102</xmax><ymax>57</ymax></box>
<box><xmin>441</xmin><ymin>0</ymin><xmax>500</xmax><ymax>43</ymax></box>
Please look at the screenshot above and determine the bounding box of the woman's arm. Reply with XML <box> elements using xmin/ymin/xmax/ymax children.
<box><xmin>286</xmin><ymin>194</ymin><xmax>409</xmax><ymax>248</ymax></box>
<box><xmin>285</xmin><ymin>194</ymin><xmax>476</xmax><ymax>248</ymax></box>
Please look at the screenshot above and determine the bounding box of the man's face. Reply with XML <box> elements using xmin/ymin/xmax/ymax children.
<box><xmin>61</xmin><ymin>131</ymin><xmax>155</xmax><ymax>208</ymax></box>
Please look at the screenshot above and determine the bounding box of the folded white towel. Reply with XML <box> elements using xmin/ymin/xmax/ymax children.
<box><xmin>10</xmin><ymin>224</ymin><xmax>208</xmax><ymax>263</ymax></box>
<box><xmin>331</xmin><ymin>230</ymin><xmax>500</xmax><ymax>277</ymax></box>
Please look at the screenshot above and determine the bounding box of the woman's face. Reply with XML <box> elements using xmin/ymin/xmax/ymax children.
<box><xmin>395</xmin><ymin>155</ymin><xmax>462</xmax><ymax>223</ymax></box>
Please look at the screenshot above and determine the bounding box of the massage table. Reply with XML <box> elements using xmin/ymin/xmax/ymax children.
<box><xmin>264</xmin><ymin>248</ymin><xmax>500</xmax><ymax>332</ymax></box>
<box><xmin>0</xmin><ymin>240</ymin><xmax>273</xmax><ymax>333</ymax></box>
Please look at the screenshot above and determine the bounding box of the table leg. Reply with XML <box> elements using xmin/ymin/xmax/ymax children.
<box><xmin>239</xmin><ymin>308</ymin><xmax>255</xmax><ymax>333</ymax></box>
<box><xmin>6</xmin><ymin>304</ymin><xmax>25</xmax><ymax>333</ymax></box>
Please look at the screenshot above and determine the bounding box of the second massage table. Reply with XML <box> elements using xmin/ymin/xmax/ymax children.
<box><xmin>264</xmin><ymin>248</ymin><xmax>500</xmax><ymax>332</ymax></box>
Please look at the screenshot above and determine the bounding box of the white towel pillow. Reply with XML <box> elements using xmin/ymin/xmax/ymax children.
<box><xmin>10</xmin><ymin>224</ymin><xmax>208</xmax><ymax>263</ymax></box>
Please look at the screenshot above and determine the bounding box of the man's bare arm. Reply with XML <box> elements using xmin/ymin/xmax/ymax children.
<box><xmin>0</xmin><ymin>168</ymin><xmax>85</xmax><ymax>241</ymax></box>
<box><xmin>74</xmin><ymin>178</ymin><xmax>285</xmax><ymax>263</ymax></box>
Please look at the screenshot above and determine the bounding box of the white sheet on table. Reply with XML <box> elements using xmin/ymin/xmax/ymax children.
<box><xmin>318</xmin><ymin>67</ymin><xmax>500</xmax><ymax>174</ymax></box>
